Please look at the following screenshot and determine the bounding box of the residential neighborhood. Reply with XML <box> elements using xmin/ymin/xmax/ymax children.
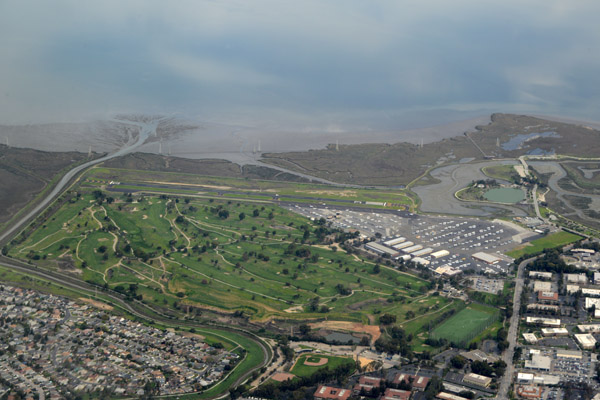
<box><xmin>0</xmin><ymin>285</ymin><xmax>238</xmax><ymax>398</ymax></box>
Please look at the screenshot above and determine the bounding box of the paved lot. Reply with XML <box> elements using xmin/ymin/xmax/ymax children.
<box><xmin>289</xmin><ymin>205</ymin><xmax>518</xmax><ymax>275</ymax></box>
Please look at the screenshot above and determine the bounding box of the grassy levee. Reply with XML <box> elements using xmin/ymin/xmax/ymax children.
<box><xmin>506</xmin><ymin>231</ymin><xmax>583</xmax><ymax>258</ymax></box>
<box><xmin>482</xmin><ymin>164</ymin><xmax>519</xmax><ymax>182</ymax></box>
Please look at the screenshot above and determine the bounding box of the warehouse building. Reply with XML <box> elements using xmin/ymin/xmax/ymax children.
<box><xmin>384</xmin><ymin>237</ymin><xmax>406</xmax><ymax>247</ymax></box>
<box><xmin>393</xmin><ymin>241</ymin><xmax>414</xmax><ymax>250</ymax></box>
<box><xmin>431</xmin><ymin>250</ymin><xmax>450</xmax><ymax>259</ymax></box>
<box><xmin>365</xmin><ymin>242</ymin><xmax>400</xmax><ymax>258</ymax></box>
<box><xmin>472</xmin><ymin>251</ymin><xmax>502</xmax><ymax>265</ymax></box>
<box><xmin>412</xmin><ymin>257</ymin><xmax>430</xmax><ymax>266</ymax></box>
<box><xmin>412</xmin><ymin>247</ymin><xmax>433</xmax><ymax>257</ymax></box>
<box><xmin>403</xmin><ymin>244</ymin><xmax>424</xmax><ymax>254</ymax></box>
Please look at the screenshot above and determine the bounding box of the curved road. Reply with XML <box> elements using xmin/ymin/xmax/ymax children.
<box><xmin>0</xmin><ymin>118</ymin><xmax>163</xmax><ymax>244</ymax></box>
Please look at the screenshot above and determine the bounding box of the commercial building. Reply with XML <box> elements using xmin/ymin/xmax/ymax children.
<box><xmin>529</xmin><ymin>271</ymin><xmax>552</xmax><ymax>280</ymax></box>
<box><xmin>434</xmin><ymin>265</ymin><xmax>461</xmax><ymax>276</ymax></box>
<box><xmin>565</xmin><ymin>273</ymin><xmax>588</xmax><ymax>284</ymax></box>
<box><xmin>566</xmin><ymin>285</ymin><xmax>580</xmax><ymax>294</ymax></box>
<box><xmin>540</xmin><ymin>327</ymin><xmax>568</xmax><ymax>337</ymax></box>
<box><xmin>525</xmin><ymin>354</ymin><xmax>551</xmax><ymax>371</ymax></box>
<box><xmin>533</xmin><ymin>281</ymin><xmax>552</xmax><ymax>292</ymax></box>
<box><xmin>582</xmin><ymin>288</ymin><xmax>600</xmax><ymax>297</ymax></box>
<box><xmin>595</xmin><ymin>272</ymin><xmax>600</xmax><ymax>284</ymax></box>
<box><xmin>522</xmin><ymin>333</ymin><xmax>538</xmax><ymax>344</ymax></box>
<box><xmin>537</xmin><ymin>291</ymin><xmax>558</xmax><ymax>303</ymax></box>
<box><xmin>459</xmin><ymin>349</ymin><xmax>498</xmax><ymax>364</ymax></box>
<box><xmin>431</xmin><ymin>250</ymin><xmax>450</xmax><ymax>259</ymax></box>
<box><xmin>472</xmin><ymin>252</ymin><xmax>502</xmax><ymax>265</ymax></box>
<box><xmin>556</xmin><ymin>350</ymin><xmax>582</xmax><ymax>359</ymax></box>
<box><xmin>526</xmin><ymin>317</ymin><xmax>560</xmax><ymax>327</ymax></box>
<box><xmin>437</xmin><ymin>393</ymin><xmax>470</xmax><ymax>400</ymax></box>
<box><xmin>516</xmin><ymin>386</ymin><xmax>543</xmax><ymax>399</ymax></box>
<box><xmin>575</xmin><ymin>333</ymin><xmax>597</xmax><ymax>349</ymax></box>
<box><xmin>578</xmin><ymin>324</ymin><xmax>600</xmax><ymax>333</ymax></box>
<box><xmin>463</xmin><ymin>373</ymin><xmax>492</xmax><ymax>388</ymax></box>
<box><xmin>527</xmin><ymin>304</ymin><xmax>559</xmax><ymax>313</ymax></box>
<box><xmin>314</xmin><ymin>385</ymin><xmax>350</xmax><ymax>400</ymax></box>
<box><xmin>585</xmin><ymin>297</ymin><xmax>600</xmax><ymax>309</ymax></box>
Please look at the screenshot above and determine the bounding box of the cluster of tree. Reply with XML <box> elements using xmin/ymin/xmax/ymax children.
<box><xmin>470</xmin><ymin>359</ymin><xmax>507</xmax><ymax>377</ymax></box>
<box><xmin>526</xmin><ymin>248</ymin><xmax>577</xmax><ymax>273</ymax></box>
<box><xmin>373</xmin><ymin>327</ymin><xmax>413</xmax><ymax>359</ymax></box>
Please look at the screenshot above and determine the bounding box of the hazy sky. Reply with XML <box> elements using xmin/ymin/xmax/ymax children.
<box><xmin>1</xmin><ymin>1</ymin><xmax>599</xmax><ymax>129</ymax></box>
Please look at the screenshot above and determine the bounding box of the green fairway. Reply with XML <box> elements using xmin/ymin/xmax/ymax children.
<box><xmin>430</xmin><ymin>305</ymin><xmax>498</xmax><ymax>346</ymax></box>
<box><xmin>506</xmin><ymin>231</ymin><xmax>583</xmax><ymax>258</ymax></box>
<box><xmin>7</xmin><ymin>190</ymin><xmax>431</xmax><ymax>324</ymax></box>
<box><xmin>290</xmin><ymin>354</ymin><xmax>355</xmax><ymax>378</ymax></box>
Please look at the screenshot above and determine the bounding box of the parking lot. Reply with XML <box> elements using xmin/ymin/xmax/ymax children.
<box><xmin>469</xmin><ymin>276</ymin><xmax>504</xmax><ymax>294</ymax></box>
<box><xmin>287</xmin><ymin>205</ymin><xmax>518</xmax><ymax>275</ymax></box>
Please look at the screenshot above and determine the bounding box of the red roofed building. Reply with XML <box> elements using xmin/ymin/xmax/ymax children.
<box><xmin>381</xmin><ymin>388</ymin><xmax>411</xmax><ymax>400</ymax></box>
<box><xmin>538</xmin><ymin>291</ymin><xmax>559</xmax><ymax>304</ymax></box>
<box><xmin>391</xmin><ymin>373</ymin><xmax>430</xmax><ymax>391</ymax></box>
<box><xmin>314</xmin><ymin>385</ymin><xmax>351</xmax><ymax>400</ymax></box>
<box><xmin>353</xmin><ymin>376</ymin><xmax>383</xmax><ymax>395</ymax></box>
<box><xmin>516</xmin><ymin>385</ymin><xmax>543</xmax><ymax>399</ymax></box>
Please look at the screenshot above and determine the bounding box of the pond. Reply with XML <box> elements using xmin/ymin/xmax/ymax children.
<box><xmin>484</xmin><ymin>187</ymin><xmax>525</xmax><ymax>203</ymax></box>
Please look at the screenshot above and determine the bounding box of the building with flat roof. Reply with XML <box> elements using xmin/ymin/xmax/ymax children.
<box><xmin>412</xmin><ymin>257</ymin><xmax>430</xmax><ymax>266</ymax></box>
<box><xmin>579</xmin><ymin>324</ymin><xmax>600</xmax><ymax>333</ymax></box>
<box><xmin>567</xmin><ymin>285</ymin><xmax>580</xmax><ymax>294</ymax></box>
<box><xmin>525</xmin><ymin>354</ymin><xmax>551</xmax><ymax>371</ymax></box>
<box><xmin>527</xmin><ymin>304</ymin><xmax>559</xmax><ymax>313</ymax></box>
<box><xmin>529</xmin><ymin>271</ymin><xmax>553</xmax><ymax>280</ymax></box>
<box><xmin>594</xmin><ymin>272</ymin><xmax>600</xmax><ymax>284</ymax></box>
<box><xmin>517</xmin><ymin>386</ymin><xmax>543</xmax><ymax>399</ymax></box>
<box><xmin>365</xmin><ymin>242</ymin><xmax>400</xmax><ymax>258</ymax></box>
<box><xmin>575</xmin><ymin>333</ymin><xmax>597</xmax><ymax>349</ymax></box>
<box><xmin>403</xmin><ymin>244</ymin><xmax>424</xmax><ymax>254</ymax></box>
<box><xmin>585</xmin><ymin>297</ymin><xmax>600</xmax><ymax>309</ymax></box>
<box><xmin>526</xmin><ymin>317</ymin><xmax>560</xmax><ymax>327</ymax></box>
<box><xmin>572</xmin><ymin>248</ymin><xmax>596</xmax><ymax>255</ymax></box>
<box><xmin>556</xmin><ymin>349</ymin><xmax>582</xmax><ymax>359</ymax></box>
<box><xmin>459</xmin><ymin>349</ymin><xmax>498</xmax><ymax>364</ymax></box>
<box><xmin>533</xmin><ymin>281</ymin><xmax>552</xmax><ymax>292</ymax></box>
<box><xmin>393</xmin><ymin>241</ymin><xmax>414</xmax><ymax>250</ymax></box>
<box><xmin>412</xmin><ymin>247</ymin><xmax>433</xmax><ymax>257</ymax></box>
<box><xmin>463</xmin><ymin>373</ymin><xmax>492</xmax><ymax>388</ymax></box>
<box><xmin>537</xmin><ymin>291</ymin><xmax>558</xmax><ymax>303</ymax></box>
<box><xmin>472</xmin><ymin>252</ymin><xmax>502</xmax><ymax>264</ymax></box>
<box><xmin>523</xmin><ymin>333</ymin><xmax>538</xmax><ymax>344</ymax></box>
<box><xmin>565</xmin><ymin>273</ymin><xmax>588</xmax><ymax>284</ymax></box>
<box><xmin>437</xmin><ymin>393</ymin><xmax>470</xmax><ymax>400</ymax></box>
<box><xmin>541</xmin><ymin>327</ymin><xmax>568</xmax><ymax>336</ymax></box>
<box><xmin>582</xmin><ymin>288</ymin><xmax>600</xmax><ymax>297</ymax></box>
<box><xmin>314</xmin><ymin>385</ymin><xmax>350</xmax><ymax>400</ymax></box>
<box><xmin>384</xmin><ymin>237</ymin><xmax>406</xmax><ymax>246</ymax></box>
<box><xmin>431</xmin><ymin>250</ymin><xmax>450</xmax><ymax>259</ymax></box>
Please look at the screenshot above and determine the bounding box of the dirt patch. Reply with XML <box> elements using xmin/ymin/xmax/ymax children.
<box><xmin>303</xmin><ymin>357</ymin><xmax>328</xmax><ymax>366</ymax></box>
<box><xmin>271</xmin><ymin>372</ymin><xmax>296</xmax><ymax>382</ymax></box>
<box><xmin>142</xmin><ymin>215</ymin><xmax>148</xmax><ymax>219</ymax></box>
<box><xmin>78</xmin><ymin>298</ymin><xmax>114</xmax><ymax>311</ymax></box>
<box><xmin>284</xmin><ymin>305</ymin><xmax>304</xmax><ymax>313</ymax></box>
<box><xmin>309</xmin><ymin>321</ymin><xmax>381</xmax><ymax>343</ymax></box>
<box><xmin>305</xmin><ymin>190</ymin><xmax>357</xmax><ymax>197</ymax></box>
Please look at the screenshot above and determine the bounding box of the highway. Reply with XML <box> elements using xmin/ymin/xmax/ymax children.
<box><xmin>496</xmin><ymin>256</ymin><xmax>534</xmax><ymax>399</ymax></box>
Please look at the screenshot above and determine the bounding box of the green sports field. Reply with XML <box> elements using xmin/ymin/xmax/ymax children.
<box><xmin>290</xmin><ymin>354</ymin><xmax>355</xmax><ymax>378</ymax></box>
<box><xmin>430</xmin><ymin>305</ymin><xmax>498</xmax><ymax>346</ymax></box>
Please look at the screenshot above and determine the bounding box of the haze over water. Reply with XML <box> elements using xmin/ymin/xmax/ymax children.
<box><xmin>1</xmin><ymin>1</ymin><xmax>599</xmax><ymax>134</ymax></box>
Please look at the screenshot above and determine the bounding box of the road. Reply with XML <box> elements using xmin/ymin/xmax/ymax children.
<box><xmin>496</xmin><ymin>257</ymin><xmax>534</xmax><ymax>399</ymax></box>
<box><xmin>0</xmin><ymin>117</ymin><xmax>164</xmax><ymax>245</ymax></box>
